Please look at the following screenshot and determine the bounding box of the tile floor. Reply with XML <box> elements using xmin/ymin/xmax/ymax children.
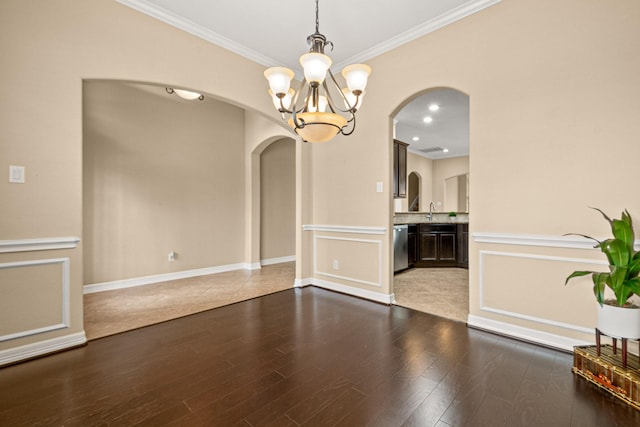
<box><xmin>393</xmin><ymin>267</ymin><xmax>469</xmax><ymax>323</ymax></box>
<box><xmin>84</xmin><ymin>262</ymin><xmax>469</xmax><ymax>340</ymax></box>
<box><xmin>84</xmin><ymin>262</ymin><xmax>295</xmax><ymax>340</ymax></box>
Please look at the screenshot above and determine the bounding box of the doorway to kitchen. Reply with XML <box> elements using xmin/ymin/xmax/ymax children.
<box><xmin>391</xmin><ymin>87</ymin><xmax>470</xmax><ymax>323</ymax></box>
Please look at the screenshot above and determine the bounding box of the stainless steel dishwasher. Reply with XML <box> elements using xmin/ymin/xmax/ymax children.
<box><xmin>393</xmin><ymin>224</ymin><xmax>408</xmax><ymax>273</ymax></box>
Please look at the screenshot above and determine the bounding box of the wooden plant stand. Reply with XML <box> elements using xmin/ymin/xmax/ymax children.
<box><xmin>573</xmin><ymin>342</ymin><xmax>640</xmax><ymax>410</ymax></box>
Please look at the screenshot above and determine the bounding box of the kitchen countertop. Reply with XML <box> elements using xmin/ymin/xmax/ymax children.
<box><xmin>394</xmin><ymin>212</ymin><xmax>469</xmax><ymax>225</ymax></box>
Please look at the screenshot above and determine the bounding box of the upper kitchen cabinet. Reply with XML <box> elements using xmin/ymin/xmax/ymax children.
<box><xmin>393</xmin><ymin>139</ymin><xmax>408</xmax><ymax>198</ymax></box>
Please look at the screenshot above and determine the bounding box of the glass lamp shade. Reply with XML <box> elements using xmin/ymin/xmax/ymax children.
<box><xmin>264</xmin><ymin>67</ymin><xmax>294</xmax><ymax>95</ymax></box>
<box><xmin>173</xmin><ymin>89</ymin><xmax>203</xmax><ymax>100</ymax></box>
<box><xmin>341</xmin><ymin>64</ymin><xmax>371</xmax><ymax>94</ymax></box>
<box><xmin>300</xmin><ymin>53</ymin><xmax>332</xmax><ymax>84</ymax></box>
<box><xmin>287</xmin><ymin>112</ymin><xmax>347</xmax><ymax>143</ymax></box>
<box><xmin>269</xmin><ymin>89</ymin><xmax>294</xmax><ymax>110</ymax></box>
<box><xmin>342</xmin><ymin>88</ymin><xmax>364</xmax><ymax>111</ymax></box>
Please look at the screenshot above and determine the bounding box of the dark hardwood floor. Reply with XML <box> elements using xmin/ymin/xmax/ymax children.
<box><xmin>1</xmin><ymin>287</ymin><xmax>638</xmax><ymax>426</ymax></box>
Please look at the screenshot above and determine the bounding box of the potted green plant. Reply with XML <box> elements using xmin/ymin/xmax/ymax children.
<box><xmin>565</xmin><ymin>208</ymin><xmax>640</xmax><ymax>339</ymax></box>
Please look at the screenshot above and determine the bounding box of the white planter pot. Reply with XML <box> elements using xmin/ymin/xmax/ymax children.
<box><xmin>596</xmin><ymin>303</ymin><xmax>640</xmax><ymax>339</ymax></box>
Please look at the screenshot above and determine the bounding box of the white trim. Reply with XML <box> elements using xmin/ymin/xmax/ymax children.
<box><xmin>294</xmin><ymin>277</ymin><xmax>313</xmax><ymax>288</ymax></box>
<box><xmin>0</xmin><ymin>237</ymin><xmax>80</xmax><ymax>253</ymax></box>
<box><xmin>333</xmin><ymin>0</ymin><xmax>503</xmax><ymax>70</ymax></box>
<box><xmin>261</xmin><ymin>255</ymin><xmax>296</xmax><ymax>266</ymax></box>
<box><xmin>467</xmin><ymin>315</ymin><xmax>591</xmax><ymax>352</ymax></box>
<box><xmin>0</xmin><ymin>332</ymin><xmax>87</xmax><ymax>367</ymax></box>
<box><xmin>303</xmin><ymin>224</ymin><xmax>386</xmax><ymax>235</ymax></box>
<box><xmin>116</xmin><ymin>0</ymin><xmax>278</xmax><ymax>67</ymax></box>
<box><xmin>0</xmin><ymin>258</ymin><xmax>71</xmax><ymax>342</ymax></box>
<box><xmin>314</xmin><ymin>236</ymin><xmax>383</xmax><ymax>287</ymax></box>
<box><xmin>311</xmin><ymin>278</ymin><xmax>394</xmax><ymax>305</ymax></box>
<box><xmin>84</xmin><ymin>262</ymin><xmax>249</xmax><ymax>294</ymax></box>
<box><xmin>117</xmin><ymin>0</ymin><xmax>501</xmax><ymax>70</ymax></box>
<box><xmin>472</xmin><ymin>232</ymin><xmax>640</xmax><ymax>250</ymax></box>
<box><xmin>244</xmin><ymin>262</ymin><xmax>262</xmax><ymax>271</ymax></box>
<box><xmin>476</xmin><ymin>250</ymin><xmax>601</xmax><ymax>342</ymax></box>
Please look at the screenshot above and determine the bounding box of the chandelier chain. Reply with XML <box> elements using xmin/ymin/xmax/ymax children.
<box><xmin>315</xmin><ymin>0</ymin><xmax>320</xmax><ymax>34</ymax></box>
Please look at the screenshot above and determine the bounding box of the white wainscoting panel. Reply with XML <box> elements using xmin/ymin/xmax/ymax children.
<box><xmin>313</xmin><ymin>235</ymin><xmax>382</xmax><ymax>287</ymax></box>
<box><xmin>477</xmin><ymin>250</ymin><xmax>604</xmax><ymax>335</ymax></box>
<box><xmin>0</xmin><ymin>258</ymin><xmax>71</xmax><ymax>342</ymax></box>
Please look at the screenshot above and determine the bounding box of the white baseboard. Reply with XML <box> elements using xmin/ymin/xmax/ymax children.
<box><xmin>467</xmin><ymin>314</ymin><xmax>592</xmax><ymax>352</ymax></box>
<box><xmin>0</xmin><ymin>332</ymin><xmax>86</xmax><ymax>367</ymax></box>
<box><xmin>294</xmin><ymin>277</ymin><xmax>313</xmax><ymax>287</ymax></box>
<box><xmin>309</xmin><ymin>278</ymin><xmax>394</xmax><ymax>304</ymax></box>
<box><xmin>244</xmin><ymin>262</ymin><xmax>262</xmax><ymax>271</ymax></box>
<box><xmin>261</xmin><ymin>255</ymin><xmax>295</xmax><ymax>266</ymax></box>
<box><xmin>84</xmin><ymin>262</ymin><xmax>249</xmax><ymax>294</ymax></box>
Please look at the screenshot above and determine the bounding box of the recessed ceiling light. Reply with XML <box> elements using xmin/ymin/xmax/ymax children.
<box><xmin>412</xmin><ymin>136</ymin><xmax>419</xmax><ymax>141</ymax></box>
<box><xmin>443</xmin><ymin>148</ymin><xmax>449</xmax><ymax>153</ymax></box>
<box><xmin>429</xmin><ymin>104</ymin><xmax>440</xmax><ymax>112</ymax></box>
<box><xmin>423</xmin><ymin>116</ymin><xmax>433</xmax><ymax>123</ymax></box>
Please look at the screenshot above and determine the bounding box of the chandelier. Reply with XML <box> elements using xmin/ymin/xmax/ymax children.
<box><xmin>263</xmin><ymin>0</ymin><xmax>371</xmax><ymax>143</ymax></box>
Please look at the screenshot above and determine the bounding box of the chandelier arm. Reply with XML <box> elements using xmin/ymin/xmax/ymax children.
<box><xmin>340</xmin><ymin>114</ymin><xmax>357</xmax><ymax>136</ymax></box>
<box><xmin>326</xmin><ymin>69</ymin><xmax>356</xmax><ymax>113</ymax></box>
<box><xmin>290</xmin><ymin>81</ymin><xmax>314</xmax><ymax>129</ymax></box>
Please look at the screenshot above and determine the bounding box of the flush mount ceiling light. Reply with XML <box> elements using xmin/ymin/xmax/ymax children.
<box><xmin>429</xmin><ymin>104</ymin><xmax>440</xmax><ymax>112</ymax></box>
<box><xmin>263</xmin><ymin>0</ymin><xmax>372</xmax><ymax>143</ymax></box>
<box><xmin>423</xmin><ymin>116</ymin><xmax>433</xmax><ymax>123</ymax></box>
<box><xmin>166</xmin><ymin>87</ymin><xmax>204</xmax><ymax>101</ymax></box>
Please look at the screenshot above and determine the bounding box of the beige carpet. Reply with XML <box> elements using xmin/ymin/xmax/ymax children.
<box><xmin>84</xmin><ymin>262</ymin><xmax>295</xmax><ymax>340</ymax></box>
<box><xmin>393</xmin><ymin>267</ymin><xmax>469</xmax><ymax>323</ymax></box>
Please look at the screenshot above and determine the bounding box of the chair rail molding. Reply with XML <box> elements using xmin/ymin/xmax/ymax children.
<box><xmin>0</xmin><ymin>237</ymin><xmax>80</xmax><ymax>253</ymax></box>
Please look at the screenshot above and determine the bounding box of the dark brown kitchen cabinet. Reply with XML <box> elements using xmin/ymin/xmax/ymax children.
<box><xmin>456</xmin><ymin>223</ymin><xmax>469</xmax><ymax>268</ymax></box>
<box><xmin>393</xmin><ymin>139</ymin><xmax>408</xmax><ymax>198</ymax></box>
<box><xmin>417</xmin><ymin>224</ymin><xmax>457</xmax><ymax>267</ymax></box>
<box><xmin>408</xmin><ymin>224</ymin><xmax>417</xmax><ymax>267</ymax></box>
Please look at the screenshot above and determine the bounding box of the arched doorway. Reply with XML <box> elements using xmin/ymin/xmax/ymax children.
<box><xmin>408</xmin><ymin>172</ymin><xmax>421</xmax><ymax>211</ymax></box>
<box><xmin>391</xmin><ymin>87</ymin><xmax>470</xmax><ymax>323</ymax></box>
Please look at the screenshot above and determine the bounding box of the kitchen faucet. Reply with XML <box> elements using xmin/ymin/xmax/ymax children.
<box><xmin>427</xmin><ymin>201</ymin><xmax>436</xmax><ymax>221</ymax></box>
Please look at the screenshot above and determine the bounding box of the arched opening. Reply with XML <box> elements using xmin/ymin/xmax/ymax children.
<box><xmin>391</xmin><ymin>87</ymin><xmax>470</xmax><ymax>323</ymax></box>
<box><xmin>258</xmin><ymin>138</ymin><xmax>296</xmax><ymax>265</ymax></box>
<box><xmin>82</xmin><ymin>80</ymin><xmax>297</xmax><ymax>339</ymax></box>
<box><xmin>408</xmin><ymin>172</ymin><xmax>421</xmax><ymax>211</ymax></box>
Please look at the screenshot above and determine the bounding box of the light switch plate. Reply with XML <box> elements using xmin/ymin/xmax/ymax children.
<box><xmin>376</xmin><ymin>182</ymin><xmax>383</xmax><ymax>193</ymax></box>
<box><xmin>9</xmin><ymin>165</ymin><xmax>25</xmax><ymax>183</ymax></box>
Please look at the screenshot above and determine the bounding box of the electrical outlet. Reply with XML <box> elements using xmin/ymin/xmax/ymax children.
<box><xmin>333</xmin><ymin>259</ymin><xmax>339</xmax><ymax>270</ymax></box>
<box><xmin>168</xmin><ymin>251</ymin><xmax>176</xmax><ymax>262</ymax></box>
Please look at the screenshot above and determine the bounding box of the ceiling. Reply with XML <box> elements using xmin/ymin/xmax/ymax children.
<box><xmin>117</xmin><ymin>0</ymin><xmax>496</xmax><ymax>158</ymax></box>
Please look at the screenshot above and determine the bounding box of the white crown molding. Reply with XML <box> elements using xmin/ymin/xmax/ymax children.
<box><xmin>115</xmin><ymin>0</ymin><xmax>278</xmax><ymax>67</ymax></box>
<box><xmin>117</xmin><ymin>0</ymin><xmax>501</xmax><ymax>71</ymax></box>
<box><xmin>333</xmin><ymin>0</ymin><xmax>503</xmax><ymax>70</ymax></box>
<box><xmin>0</xmin><ymin>237</ymin><xmax>80</xmax><ymax>253</ymax></box>
<box><xmin>303</xmin><ymin>224</ymin><xmax>386</xmax><ymax>235</ymax></box>
<box><xmin>0</xmin><ymin>332</ymin><xmax>86</xmax><ymax>367</ymax></box>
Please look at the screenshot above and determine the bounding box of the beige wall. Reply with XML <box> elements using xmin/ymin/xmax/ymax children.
<box><xmin>2</xmin><ymin>0</ymin><xmax>640</xmax><ymax>361</ymax></box>
<box><xmin>396</xmin><ymin>151</ymin><xmax>434</xmax><ymax>212</ymax></box>
<box><xmin>83</xmin><ymin>81</ymin><xmax>245</xmax><ymax>284</ymax></box>
<box><xmin>0</xmin><ymin>0</ymin><xmax>295</xmax><ymax>360</ymax></box>
<box><xmin>308</xmin><ymin>0</ymin><xmax>640</xmax><ymax>346</ymax></box>
<box><xmin>432</xmin><ymin>156</ymin><xmax>469</xmax><ymax>212</ymax></box>
<box><xmin>260</xmin><ymin>138</ymin><xmax>295</xmax><ymax>261</ymax></box>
